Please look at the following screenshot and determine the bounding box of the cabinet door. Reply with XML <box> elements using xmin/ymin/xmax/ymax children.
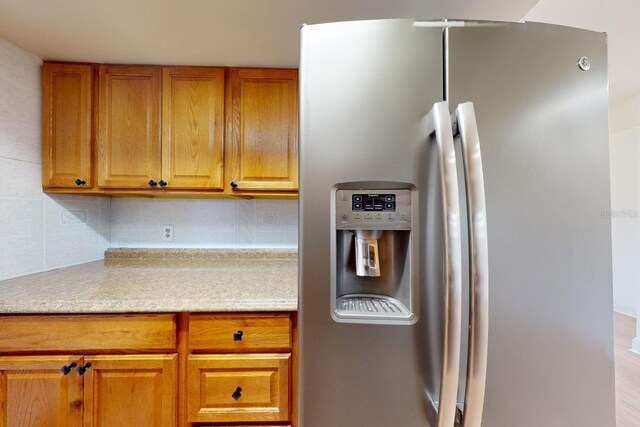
<box><xmin>0</xmin><ymin>355</ymin><xmax>83</xmax><ymax>427</ymax></box>
<box><xmin>83</xmin><ymin>354</ymin><xmax>177</xmax><ymax>427</ymax></box>
<box><xmin>42</xmin><ymin>63</ymin><xmax>93</xmax><ymax>188</ymax></box>
<box><xmin>227</xmin><ymin>68</ymin><xmax>298</xmax><ymax>192</ymax></box>
<box><xmin>162</xmin><ymin>67</ymin><xmax>225</xmax><ymax>189</ymax></box>
<box><xmin>187</xmin><ymin>353</ymin><xmax>291</xmax><ymax>423</ymax></box>
<box><xmin>97</xmin><ymin>65</ymin><xmax>161</xmax><ymax>188</ymax></box>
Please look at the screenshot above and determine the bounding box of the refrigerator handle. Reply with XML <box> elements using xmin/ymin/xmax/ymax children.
<box><xmin>426</xmin><ymin>101</ymin><xmax>463</xmax><ymax>427</ymax></box>
<box><xmin>452</xmin><ymin>102</ymin><xmax>489</xmax><ymax>427</ymax></box>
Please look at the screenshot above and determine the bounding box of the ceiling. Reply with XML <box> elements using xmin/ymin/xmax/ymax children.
<box><xmin>0</xmin><ymin>0</ymin><xmax>636</xmax><ymax>102</ymax></box>
<box><xmin>0</xmin><ymin>0</ymin><xmax>538</xmax><ymax>68</ymax></box>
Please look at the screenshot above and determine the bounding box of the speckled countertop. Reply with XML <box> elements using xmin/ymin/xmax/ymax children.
<box><xmin>0</xmin><ymin>249</ymin><xmax>298</xmax><ymax>314</ymax></box>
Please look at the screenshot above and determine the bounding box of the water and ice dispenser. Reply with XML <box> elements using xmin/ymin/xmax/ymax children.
<box><xmin>331</xmin><ymin>184</ymin><xmax>418</xmax><ymax>325</ymax></box>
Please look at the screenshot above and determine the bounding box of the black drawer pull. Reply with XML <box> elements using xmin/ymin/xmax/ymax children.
<box><xmin>232</xmin><ymin>386</ymin><xmax>242</xmax><ymax>400</ymax></box>
<box><xmin>233</xmin><ymin>330</ymin><xmax>244</xmax><ymax>341</ymax></box>
<box><xmin>76</xmin><ymin>362</ymin><xmax>92</xmax><ymax>375</ymax></box>
<box><xmin>60</xmin><ymin>361</ymin><xmax>77</xmax><ymax>375</ymax></box>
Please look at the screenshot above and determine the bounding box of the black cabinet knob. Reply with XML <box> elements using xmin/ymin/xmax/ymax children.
<box><xmin>230</xmin><ymin>181</ymin><xmax>238</xmax><ymax>189</ymax></box>
<box><xmin>231</xmin><ymin>386</ymin><xmax>242</xmax><ymax>400</ymax></box>
<box><xmin>76</xmin><ymin>362</ymin><xmax>92</xmax><ymax>375</ymax></box>
<box><xmin>60</xmin><ymin>361</ymin><xmax>77</xmax><ymax>375</ymax></box>
<box><xmin>233</xmin><ymin>330</ymin><xmax>243</xmax><ymax>341</ymax></box>
<box><xmin>148</xmin><ymin>180</ymin><xmax>158</xmax><ymax>187</ymax></box>
<box><xmin>74</xmin><ymin>179</ymin><xmax>86</xmax><ymax>186</ymax></box>
<box><xmin>159</xmin><ymin>180</ymin><xmax>168</xmax><ymax>187</ymax></box>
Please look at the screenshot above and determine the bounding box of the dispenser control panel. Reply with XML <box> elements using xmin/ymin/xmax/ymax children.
<box><xmin>351</xmin><ymin>194</ymin><xmax>395</xmax><ymax>212</ymax></box>
<box><xmin>335</xmin><ymin>189</ymin><xmax>412</xmax><ymax>230</ymax></box>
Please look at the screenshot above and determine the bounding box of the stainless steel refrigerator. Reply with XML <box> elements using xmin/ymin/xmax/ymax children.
<box><xmin>298</xmin><ymin>19</ymin><xmax>615</xmax><ymax>427</ymax></box>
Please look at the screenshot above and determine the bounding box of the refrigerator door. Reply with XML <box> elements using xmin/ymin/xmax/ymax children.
<box><xmin>447</xmin><ymin>22</ymin><xmax>615</xmax><ymax>426</ymax></box>
<box><xmin>299</xmin><ymin>20</ymin><xmax>446</xmax><ymax>427</ymax></box>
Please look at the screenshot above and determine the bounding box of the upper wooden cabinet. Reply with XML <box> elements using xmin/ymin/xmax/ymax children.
<box><xmin>227</xmin><ymin>68</ymin><xmax>298</xmax><ymax>192</ymax></box>
<box><xmin>42</xmin><ymin>62</ymin><xmax>298</xmax><ymax>197</ymax></box>
<box><xmin>42</xmin><ymin>63</ymin><xmax>93</xmax><ymax>188</ymax></box>
<box><xmin>162</xmin><ymin>67</ymin><xmax>225</xmax><ymax>190</ymax></box>
<box><xmin>97</xmin><ymin>65</ymin><xmax>161</xmax><ymax>189</ymax></box>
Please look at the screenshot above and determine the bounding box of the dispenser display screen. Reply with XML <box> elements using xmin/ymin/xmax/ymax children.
<box><xmin>352</xmin><ymin>194</ymin><xmax>395</xmax><ymax>212</ymax></box>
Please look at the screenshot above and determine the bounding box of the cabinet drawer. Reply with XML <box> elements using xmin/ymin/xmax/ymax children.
<box><xmin>188</xmin><ymin>353</ymin><xmax>291</xmax><ymax>423</ymax></box>
<box><xmin>0</xmin><ymin>314</ymin><xmax>176</xmax><ymax>352</ymax></box>
<box><xmin>189</xmin><ymin>313</ymin><xmax>291</xmax><ymax>352</ymax></box>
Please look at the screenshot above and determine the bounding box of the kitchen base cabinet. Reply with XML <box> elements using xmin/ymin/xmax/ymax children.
<box><xmin>83</xmin><ymin>355</ymin><xmax>177</xmax><ymax>427</ymax></box>
<box><xmin>0</xmin><ymin>312</ymin><xmax>296</xmax><ymax>427</ymax></box>
<box><xmin>0</xmin><ymin>356</ymin><xmax>83</xmax><ymax>427</ymax></box>
<box><xmin>187</xmin><ymin>354</ymin><xmax>290</xmax><ymax>423</ymax></box>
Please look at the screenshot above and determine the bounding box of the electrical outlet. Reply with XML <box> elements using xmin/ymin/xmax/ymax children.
<box><xmin>162</xmin><ymin>225</ymin><xmax>174</xmax><ymax>242</ymax></box>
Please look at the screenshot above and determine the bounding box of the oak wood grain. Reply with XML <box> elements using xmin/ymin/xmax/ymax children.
<box><xmin>162</xmin><ymin>67</ymin><xmax>225</xmax><ymax>189</ymax></box>
<box><xmin>83</xmin><ymin>354</ymin><xmax>177</xmax><ymax>427</ymax></box>
<box><xmin>0</xmin><ymin>355</ymin><xmax>83</xmax><ymax>427</ymax></box>
<box><xmin>0</xmin><ymin>314</ymin><xmax>176</xmax><ymax>353</ymax></box>
<box><xmin>187</xmin><ymin>353</ymin><xmax>290</xmax><ymax>423</ymax></box>
<box><xmin>189</xmin><ymin>313</ymin><xmax>292</xmax><ymax>352</ymax></box>
<box><xmin>42</xmin><ymin>63</ymin><xmax>93</xmax><ymax>188</ymax></box>
<box><xmin>97</xmin><ymin>65</ymin><xmax>161</xmax><ymax>188</ymax></box>
<box><xmin>227</xmin><ymin>68</ymin><xmax>298</xmax><ymax>192</ymax></box>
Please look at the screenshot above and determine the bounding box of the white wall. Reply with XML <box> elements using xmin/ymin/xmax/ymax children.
<box><xmin>609</xmin><ymin>94</ymin><xmax>640</xmax><ymax>351</ymax></box>
<box><xmin>609</xmin><ymin>96</ymin><xmax>640</xmax><ymax>317</ymax></box>
<box><xmin>0</xmin><ymin>37</ymin><xmax>110</xmax><ymax>281</ymax></box>
<box><xmin>110</xmin><ymin>198</ymin><xmax>297</xmax><ymax>248</ymax></box>
<box><xmin>609</xmin><ymin>95</ymin><xmax>640</xmax><ymax>318</ymax></box>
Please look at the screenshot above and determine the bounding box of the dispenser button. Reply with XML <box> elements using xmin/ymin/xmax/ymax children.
<box><xmin>353</xmin><ymin>195</ymin><xmax>363</xmax><ymax>202</ymax></box>
<box><xmin>353</xmin><ymin>202</ymin><xmax>363</xmax><ymax>210</ymax></box>
<box><xmin>374</xmin><ymin>213</ymin><xmax>384</xmax><ymax>222</ymax></box>
<box><xmin>364</xmin><ymin>213</ymin><xmax>373</xmax><ymax>222</ymax></box>
<box><xmin>399</xmin><ymin>213</ymin><xmax>408</xmax><ymax>222</ymax></box>
<box><xmin>353</xmin><ymin>214</ymin><xmax>362</xmax><ymax>222</ymax></box>
<box><xmin>386</xmin><ymin>214</ymin><xmax>395</xmax><ymax>222</ymax></box>
<box><xmin>384</xmin><ymin>202</ymin><xmax>395</xmax><ymax>211</ymax></box>
<box><xmin>340</xmin><ymin>214</ymin><xmax>349</xmax><ymax>223</ymax></box>
<box><xmin>385</xmin><ymin>195</ymin><xmax>395</xmax><ymax>202</ymax></box>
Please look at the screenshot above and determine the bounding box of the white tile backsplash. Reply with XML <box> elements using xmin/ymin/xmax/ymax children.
<box><xmin>0</xmin><ymin>198</ymin><xmax>44</xmax><ymax>238</ymax></box>
<box><xmin>0</xmin><ymin>235</ymin><xmax>45</xmax><ymax>280</ymax></box>
<box><xmin>0</xmin><ymin>119</ymin><xmax>41</xmax><ymax>163</ymax></box>
<box><xmin>0</xmin><ymin>157</ymin><xmax>45</xmax><ymax>200</ymax></box>
<box><xmin>110</xmin><ymin>198</ymin><xmax>298</xmax><ymax>249</ymax></box>
<box><xmin>0</xmin><ymin>38</ymin><xmax>41</xmax><ymax>93</ymax></box>
<box><xmin>0</xmin><ymin>37</ymin><xmax>110</xmax><ymax>281</ymax></box>
<box><xmin>0</xmin><ymin>75</ymin><xmax>40</xmax><ymax>126</ymax></box>
<box><xmin>44</xmin><ymin>230</ymin><xmax>102</xmax><ymax>271</ymax></box>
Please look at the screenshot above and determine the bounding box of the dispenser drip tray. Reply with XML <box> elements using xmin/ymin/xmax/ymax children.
<box><xmin>335</xmin><ymin>294</ymin><xmax>412</xmax><ymax>321</ymax></box>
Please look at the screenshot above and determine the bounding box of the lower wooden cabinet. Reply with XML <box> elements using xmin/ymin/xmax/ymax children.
<box><xmin>187</xmin><ymin>354</ymin><xmax>290</xmax><ymax>423</ymax></box>
<box><xmin>0</xmin><ymin>355</ymin><xmax>83</xmax><ymax>427</ymax></box>
<box><xmin>84</xmin><ymin>355</ymin><xmax>177</xmax><ymax>427</ymax></box>
<box><xmin>0</xmin><ymin>312</ymin><xmax>296</xmax><ymax>427</ymax></box>
<box><xmin>0</xmin><ymin>354</ymin><xmax>177</xmax><ymax>427</ymax></box>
